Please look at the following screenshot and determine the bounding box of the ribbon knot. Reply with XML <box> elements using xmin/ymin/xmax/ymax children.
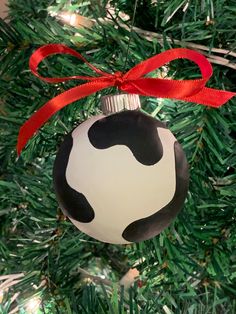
<box><xmin>17</xmin><ymin>43</ymin><xmax>235</xmax><ymax>155</ymax></box>
<box><xmin>113</xmin><ymin>71</ymin><xmax>125</xmax><ymax>87</ymax></box>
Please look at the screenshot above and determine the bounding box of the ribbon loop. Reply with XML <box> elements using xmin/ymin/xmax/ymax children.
<box><xmin>125</xmin><ymin>48</ymin><xmax>213</xmax><ymax>80</ymax></box>
<box><xmin>17</xmin><ymin>44</ymin><xmax>236</xmax><ymax>155</ymax></box>
<box><xmin>29</xmin><ymin>43</ymin><xmax>110</xmax><ymax>83</ymax></box>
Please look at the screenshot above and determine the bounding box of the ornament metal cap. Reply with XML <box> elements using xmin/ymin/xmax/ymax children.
<box><xmin>101</xmin><ymin>94</ymin><xmax>141</xmax><ymax>115</ymax></box>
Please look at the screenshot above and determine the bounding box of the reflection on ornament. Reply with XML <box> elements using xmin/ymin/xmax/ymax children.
<box><xmin>53</xmin><ymin>94</ymin><xmax>189</xmax><ymax>244</ymax></box>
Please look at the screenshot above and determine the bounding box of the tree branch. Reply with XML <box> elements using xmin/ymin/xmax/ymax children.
<box><xmin>53</xmin><ymin>10</ymin><xmax>236</xmax><ymax>70</ymax></box>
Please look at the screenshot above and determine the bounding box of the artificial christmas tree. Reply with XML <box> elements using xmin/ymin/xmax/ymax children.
<box><xmin>1</xmin><ymin>0</ymin><xmax>236</xmax><ymax>313</ymax></box>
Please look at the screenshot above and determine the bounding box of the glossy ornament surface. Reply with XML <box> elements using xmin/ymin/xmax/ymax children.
<box><xmin>53</xmin><ymin>95</ymin><xmax>189</xmax><ymax>244</ymax></box>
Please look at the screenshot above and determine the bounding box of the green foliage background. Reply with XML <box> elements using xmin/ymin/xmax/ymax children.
<box><xmin>0</xmin><ymin>0</ymin><xmax>236</xmax><ymax>313</ymax></box>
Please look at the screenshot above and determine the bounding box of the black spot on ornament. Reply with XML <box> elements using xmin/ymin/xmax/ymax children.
<box><xmin>122</xmin><ymin>142</ymin><xmax>189</xmax><ymax>242</ymax></box>
<box><xmin>88</xmin><ymin>110</ymin><xmax>165</xmax><ymax>165</ymax></box>
<box><xmin>53</xmin><ymin>133</ymin><xmax>95</xmax><ymax>223</ymax></box>
<box><xmin>53</xmin><ymin>94</ymin><xmax>189</xmax><ymax>244</ymax></box>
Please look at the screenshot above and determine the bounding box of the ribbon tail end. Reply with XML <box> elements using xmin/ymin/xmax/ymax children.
<box><xmin>17</xmin><ymin>126</ymin><xmax>28</xmax><ymax>156</ymax></box>
<box><xmin>183</xmin><ymin>88</ymin><xmax>236</xmax><ymax>107</ymax></box>
<box><xmin>16</xmin><ymin>143</ymin><xmax>22</xmax><ymax>157</ymax></box>
<box><xmin>17</xmin><ymin>139</ymin><xmax>24</xmax><ymax>157</ymax></box>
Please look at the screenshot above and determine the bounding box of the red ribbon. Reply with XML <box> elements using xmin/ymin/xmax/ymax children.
<box><xmin>17</xmin><ymin>44</ymin><xmax>235</xmax><ymax>155</ymax></box>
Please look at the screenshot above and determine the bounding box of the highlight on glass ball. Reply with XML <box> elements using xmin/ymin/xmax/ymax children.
<box><xmin>53</xmin><ymin>94</ymin><xmax>189</xmax><ymax>244</ymax></box>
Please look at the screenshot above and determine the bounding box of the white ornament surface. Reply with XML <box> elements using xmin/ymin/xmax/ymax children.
<box><xmin>66</xmin><ymin>115</ymin><xmax>176</xmax><ymax>244</ymax></box>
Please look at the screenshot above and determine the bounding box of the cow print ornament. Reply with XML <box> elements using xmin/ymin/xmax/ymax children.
<box><xmin>53</xmin><ymin>94</ymin><xmax>189</xmax><ymax>244</ymax></box>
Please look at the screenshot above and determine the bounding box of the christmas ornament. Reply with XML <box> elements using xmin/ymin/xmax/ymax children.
<box><xmin>17</xmin><ymin>44</ymin><xmax>236</xmax><ymax>244</ymax></box>
<box><xmin>53</xmin><ymin>94</ymin><xmax>189</xmax><ymax>243</ymax></box>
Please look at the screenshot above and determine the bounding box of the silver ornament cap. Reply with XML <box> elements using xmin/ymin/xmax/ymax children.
<box><xmin>101</xmin><ymin>93</ymin><xmax>141</xmax><ymax>115</ymax></box>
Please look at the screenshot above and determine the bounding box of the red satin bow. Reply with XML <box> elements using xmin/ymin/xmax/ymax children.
<box><xmin>17</xmin><ymin>44</ymin><xmax>235</xmax><ymax>155</ymax></box>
